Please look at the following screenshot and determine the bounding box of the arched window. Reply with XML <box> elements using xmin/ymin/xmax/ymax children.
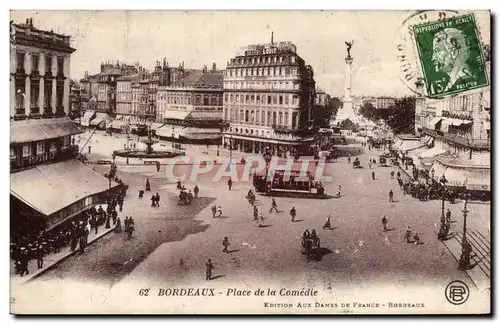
<box><xmin>211</xmin><ymin>95</ymin><xmax>217</xmax><ymax>106</ymax></box>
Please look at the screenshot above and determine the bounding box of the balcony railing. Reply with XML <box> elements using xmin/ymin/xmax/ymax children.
<box><xmin>422</xmin><ymin>127</ymin><xmax>490</xmax><ymax>150</ymax></box>
<box><xmin>11</xmin><ymin>145</ymin><xmax>79</xmax><ymax>172</ymax></box>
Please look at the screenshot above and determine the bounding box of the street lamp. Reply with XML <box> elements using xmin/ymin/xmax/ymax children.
<box><xmin>172</xmin><ymin>126</ymin><xmax>175</xmax><ymax>148</ymax></box>
<box><xmin>437</xmin><ymin>174</ymin><xmax>449</xmax><ymax>241</ymax></box>
<box><xmin>229</xmin><ymin>135</ymin><xmax>233</xmax><ymax>161</ymax></box>
<box><xmin>458</xmin><ymin>197</ymin><xmax>472</xmax><ymax>270</ymax></box>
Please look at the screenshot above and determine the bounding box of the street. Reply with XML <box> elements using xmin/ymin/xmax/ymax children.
<box><xmin>14</xmin><ymin>132</ymin><xmax>490</xmax><ymax>313</ymax></box>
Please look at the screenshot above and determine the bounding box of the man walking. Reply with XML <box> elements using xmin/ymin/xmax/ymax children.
<box><xmin>36</xmin><ymin>244</ymin><xmax>44</xmax><ymax>269</ymax></box>
<box><xmin>253</xmin><ymin>205</ymin><xmax>259</xmax><ymax>221</ymax></box>
<box><xmin>446</xmin><ymin>209</ymin><xmax>451</xmax><ymax>224</ymax></box>
<box><xmin>390</xmin><ymin>171</ymin><xmax>395</xmax><ymax>179</ymax></box>
<box><xmin>382</xmin><ymin>215</ymin><xmax>388</xmax><ymax>231</ymax></box>
<box><xmin>211</xmin><ymin>205</ymin><xmax>217</xmax><ymax>218</ymax></box>
<box><xmin>269</xmin><ymin>198</ymin><xmax>279</xmax><ymax>213</ymax></box>
<box><xmin>289</xmin><ymin>207</ymin><xmax>296</xmax><ymax>222</ymax></box>
<box><xmin>222</xmin><ymin>237</ymin><xmax>230</xmax><ymax>253</ymax></box>
<box><xmin>194</xmin><ymin>185</ymin><xmax>199</xmax><ymax>198</ymax></box>
<box><xmin>227</xmin><ymin>178</ymin><xmax>233</xmax><ymax>191</ymax></box>
<box><xmin>372</xmin><ymin>171</ymin><xmax>376</xmax><ymax>180</ymax></box>
<box><xmin>205</xmin><ymin>259</ymin><xmax>214</xmax><ymax>280</ymax></box>
<box><xmin>155</xmin><ymin>192</ymin><xmax>160</xmax><ymax>207</ymax></box>
<box><xmin>389</xmin><ymin>189</ymin><xmax>394</xmax><ymax>203</ymax></box>
<box><xmin>323</xmin><ymin>215</ymin><xmax>332</xmax><ymax>229</ymax></box>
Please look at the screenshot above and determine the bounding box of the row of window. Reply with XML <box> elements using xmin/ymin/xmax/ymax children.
<box><xmin>224</xmin><ymin>108</ymin><xmax>297</xmax><ymax>128</ymax></box>
<box><xmin>230</xmin><ymin>55</ymin><xmax>296</xmax><ymax>66</ymax></box>
<box><xmin>14</xmin><ymin>79</ymin><xmax>61</xmax><ymax>109</ymax></box>
<box><xmin>225</xmin><ymin>66</ymin><xmax>298</xmax><ymax>77</ymax></box>
<box><xmin>224</xmin><ymin>93</ymin><xmax>299</xmax><ymax>106</ymax></box>
<box><xmin>16</xmin><ymin>51</ymin><xmax>64</xmax><ymax>75</ymax></box>
<box><xmin>158</xmin><ymin>95</ymin><xmax>223</xmax><ymax>106</ymax></box>
<box><xmin>224</xmin><ymin>80</ymin><xmax>300</xmax><ymax>91</ymax></box>
<box><xmin>11</xmin><ymin>137</ymin><xmax>70</xmax><ymax>158</ymax></box>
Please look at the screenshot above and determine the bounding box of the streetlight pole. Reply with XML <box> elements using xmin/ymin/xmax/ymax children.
<box><xmin>458</xmin><ymin>197</ymin><xmax>471</xmax><ymax>270</ymax></box>
<box><xmin>229</xmin><ymin>135</ymin><xmax>233</xmax><ymax>161</ymax></box>
<box><xmin>437</xmin><ymin>175</ymin><xmax>449</xmax><ymax>241</ymax></box>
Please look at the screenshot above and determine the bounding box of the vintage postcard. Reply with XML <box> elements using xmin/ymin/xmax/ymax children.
<box><xmin>9</xmin><ymin>10</ymin><xmax>491</xmax><ymax>314</ymax></box>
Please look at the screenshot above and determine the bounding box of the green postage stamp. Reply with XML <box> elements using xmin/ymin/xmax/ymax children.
<box><xmin>412</xmin><ymin>13</ymin><xmax>489</xmax><ymax>98</ymax></box>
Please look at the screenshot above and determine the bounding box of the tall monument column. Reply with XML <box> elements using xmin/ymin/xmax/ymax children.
<box><xmin>332</xmin><ymin>40</ymin><xmax>358</xmax><ymax>127</ymax></box>
<box><xmin>343</xmin><ymin>54</ymin><xmax>354</xmax><ymax>116</ymax></box>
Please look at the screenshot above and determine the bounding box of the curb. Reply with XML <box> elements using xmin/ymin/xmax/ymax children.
<box><xmin>24</xmin><ymin>226</ymin><xmax>116</xmax><ymax>284</ymax></box>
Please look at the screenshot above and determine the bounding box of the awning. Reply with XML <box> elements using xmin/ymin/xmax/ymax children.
<box><xmin>180</xmin><ymin>133</ymin><xmax>222</xmax><ymax>140</ymax></box>
<box><xmin>10</xmin><ymin>159</ymin><xmax>119</xmax><ymax>216</ymax></box>
<box><xmin>186</xmin><ymin>111</ymin><xmax>223</xmax><ymax>120</ymax></box>
<box><xmin>426</xmin><ymin>136</ymin><xmax>434</xmax><ymax>146</ymax></box>
<box><xmin>431</xmin><ymin>159</ymin><xmax>490</xmax><ymax>189</ymax></box>
<box><xmin>150</xmin><ymin>123</ymin><xmax>165</xmax><ymax>130</ymax></box>
<box><xmin>108</xmin><ymin>120</ymin><xmax>130</xmax><ymax>129</ymax></box>
<box><xmin>400</xmin><ymin>140</ymin><xmax>426</xmax><ymax>153</ymax></box>
<box><xmin>90</xmin><ymin>113</ymin><xmax>108</xmax><ymax>126</ymax></box>
<box><xmin>440</xmin><ymin>118</ymin><xmax>453</xmax><ymax>132</ymax></box>
<box><xmin>429</xmin><ymin>117</ymin><xmax>442</xmax><ymax>129</ymax></box>
<box><xmin>163</xmin><ymin>110</ymin><xmax>190</xmax><ymax>120</ymax></box>
<box><xmin>420</xmin><ymin>146</ymin><xmax>447</xmax><ymax>160</ymax></box>
<box><xmin>11</xmin><ymin>117</ymin><xmax>83</xmax><ymax>145</ymax></box>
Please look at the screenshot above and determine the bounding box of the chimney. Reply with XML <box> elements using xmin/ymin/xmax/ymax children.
<box><xmin>271</xmin><ymin>31</ymin><xmax>274</xmax><ymax>45</ymax></box>
<box><xmin>212</xmin><ymin>62</ymin><xmax>216</xmax><ymax>72</ymax></box>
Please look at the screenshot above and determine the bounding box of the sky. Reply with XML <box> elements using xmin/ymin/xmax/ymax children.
<box><xmin>10</xmin><ymin>10</ymin><xmax>490</xmax><ymax>97</ymax></box>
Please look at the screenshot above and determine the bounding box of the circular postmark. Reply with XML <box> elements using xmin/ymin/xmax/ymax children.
<box><xmin>396</xmin><ymin>10</ymin><xmax>461</xmax><ymax>96</ymax></box>
<box><xmin>445</xmin><ymin>280</ymin><xmax>470</xmax><ymax>305</ymax></box>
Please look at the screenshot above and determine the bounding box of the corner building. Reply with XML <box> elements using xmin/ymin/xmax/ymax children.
<box><xmin>222</xmin><ymin>40</ymin><xmax>316</xmax><ymax>157</ymax></box>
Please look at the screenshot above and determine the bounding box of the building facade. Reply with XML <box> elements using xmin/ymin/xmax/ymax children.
<box><xmin>222</xmin><ymin>40</ymin><xmax>316</xmax><ymax>156</ymax></box>
<box><xmin>155</xmin><ymin>65</ymin><xmax>224</xmax><ymax>142</ymax></box>
<box><xmin>10</xmin><ymin>18</ymin><xmax>73</xmax><ymax>120</ymax></box>
<box><xmin>411</xmin><ymin>56</ymin><xmax>491</xmax><ymax>193</ymax></box>
<box><xmin>10</xmin><ymin>18</ymin><xmax>122</xmax><ymax>233</ymax></box>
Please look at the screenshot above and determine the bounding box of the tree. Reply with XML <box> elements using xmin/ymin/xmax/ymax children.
<box><xmin>313</xmin><ymin>97</ymin><xmax>342</xmax><ymax>128</ymax></box>
<box><xmin>359</xmin><ymin>102</ymin><xmax>376</xmax><ymax>120</ymax></box>
<box><xmin>385</xmin><ymin>97</ymin><xmax>416</xmax><ymax>134</ymax></box>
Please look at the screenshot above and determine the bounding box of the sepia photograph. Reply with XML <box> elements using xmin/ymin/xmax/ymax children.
<box><xmin>8</xmin><ymin>9</ymin><xmax>491</xmax><ymax>314</ymax></box>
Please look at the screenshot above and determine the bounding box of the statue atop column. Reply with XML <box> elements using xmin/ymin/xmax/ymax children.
<box><xmin>345</xmin><ymin>40</ymin><xmax>354</xmax><ymax>59</ymax></box>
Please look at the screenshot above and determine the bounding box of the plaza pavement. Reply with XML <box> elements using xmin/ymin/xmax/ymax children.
<box><xmin>12</xmin><ymin>131</ymin><xmax>490</xmax><ymax>313</ymax></box>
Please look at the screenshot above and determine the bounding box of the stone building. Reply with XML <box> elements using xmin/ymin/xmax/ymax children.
<box><xmin>10</xmin><ymin>18</ymin><xmax>121</xmax><ymax>233</ymax></box>
<box><xmin>155</xmin><ymin>64</ymin><xmax>224</xmax><ymax>143</ymax></box>
<box><xmin>222</xmin><ymin>37</ymin><xmax>316</xmax><ymax>156</ymax></box>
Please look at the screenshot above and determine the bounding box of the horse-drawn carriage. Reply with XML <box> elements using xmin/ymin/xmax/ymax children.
<box><xmin>301</xmin><ymin>231</ymin><xmax>321</xmax><ymax>258</ymax></box>
<box><xmin>178</xmin><ymin>190</ymin><xmax>193</xmax><ymax>205</ymax></box>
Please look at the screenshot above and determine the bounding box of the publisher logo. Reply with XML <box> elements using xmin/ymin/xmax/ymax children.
<box><xmin>445</xmin><ymin>280</ymin><xmax>469</xmax><ymax>305</ymax></box>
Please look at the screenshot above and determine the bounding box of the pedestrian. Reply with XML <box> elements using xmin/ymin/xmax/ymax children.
<box><xmin>155</xmin><ymin>192</ymin><xmax>160</xmax><ymax>207</ymax></box>
<box><xmin>118</xmin><ymin>198</ymin><xmax>123</xmax><ymax>212</ymax></box>
<box><xmin>145</xmin><ymin>179</ymin><xmax>151</xmax><ymax>191</ymax></box>
<box><xmin>389</xmin><ymin>189</ymin><xmax>394</xmax><ymax>203</ymax></box>
<box><xmin>390</xmin><ymin>171</ymin><xmax>395</xmax><ymax>179</ymax></box>
<box><xmin>397</xmin><ymin>171</ymin><xmax>401</xmax><ymax>179</ymax></box>
<box><xmin>211</xmin><ymin>205</ymin><xmax>217</xmax><ymax>218</ymax></box>
<box><xmin>114</xmin><ymin>217</ymin><xmax>122</xmax><ymax>233</ymax></box>
<box><xmin>112</xmin><ymin>209</ymin><xmax>118</xmax><ymax>224</ymax></box>
<box><xmin>347</xmin><ymin>155</ymin><xmax>351</xmax><ymax>163</ymax></box>
<box><xmin>194</xmin><ymin>185</ymin><xmax>199</xmax><ymax>198</ymax></box>
<box><xmin>403</xmin><ymin>226</ymin><xmax>412</xmax><ymax>244</ymax></box>
<box><xmin>105</xmin><ymin>215</ymin><xmax>111</xmax><ymax>229</ymax></box>
<box><xmin>269</xmin><ymin>198</ymin><xmax>279</xmax><ymax>213</ymax></box>
<box><xmin>222</xmin><ymin>236</ymin><xmax>230</xmax><ymax>253</ymax></box>
<box><xmin>79</xmin><ymin>236</ymin><xmax>85</xmax><ymax>254</ymax></box>
<box><xmin>446</xmin><ymin>209</ymin><xmax>451</xmax><ymax>223</ymax></box>
<box><xmin>253</xmin><ymin>205</ymin><xmax>259</xmax><ymax>221</ymax></box>
<box><xmin>258</xmin><ymin>214</ymin><xmax>265</xmax><ymax>227</ymax></box>
<box><xmin>217</xmin><ymin>206</ymin><xmax>223</xmax><ymax>218</ymax></box>
<box><xmin>290</xmin><ymin>207</ymin><xmax>296</xmax><ymax>222</ymax></box>
<box><xmin>323</xmin><ymin>215</ymin><xmax>332</xmax><ymax>229</ymax></box>
<box><xmin>227</xmin><ymin>178</ymin><xmax>233</xmax><ymax>190</ymax></box>
<box><xmin>88</xmin><ymin>146</ymin><xmax>91</xmax><ymax>154</ymax></box>
<box><xmin>138</xmin><ymin>187</ymin><xmax>144</xmax><ymax>199</ymax></box>
<box><xmin>36</xmin><ymin>244</ymin><xmax>44</xmax><ymax>269</ymax></box>
<box><xmin>372</xmin><ymin>171</ymin><xmax>376</xmax><ymax>180</ymax></box>
<box><xmin>124</xmin><ymin>217</ymin><xmax>129</xmax><ymax>234</ymax></box>
<box><xmin>382</xmin><ymin>215</ymin><xmax>388</xmax><ymax>231</ymax></box>
<box><xmin>368</xmin><ymin>161</ymin><xmax>372</xmax><ymax>169</ymax></box>
<box><xmin>336</xmin><ymin>185</ymin><xmax>341</xmax><ymax>198</ymax></box>
<box><xmin>156</xmin><ymin>162</ymin><xmax>160</xmax><ymax>172</ymax></box>
<box><xmin>205</xmin><ymin>259</ymin><xmax>214</xmax><ymax>280</ymax></box>
<box><xmin>151</xmin><ymin>194</ymin><xmax>156</xmax><ymax>208</ymax></box>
